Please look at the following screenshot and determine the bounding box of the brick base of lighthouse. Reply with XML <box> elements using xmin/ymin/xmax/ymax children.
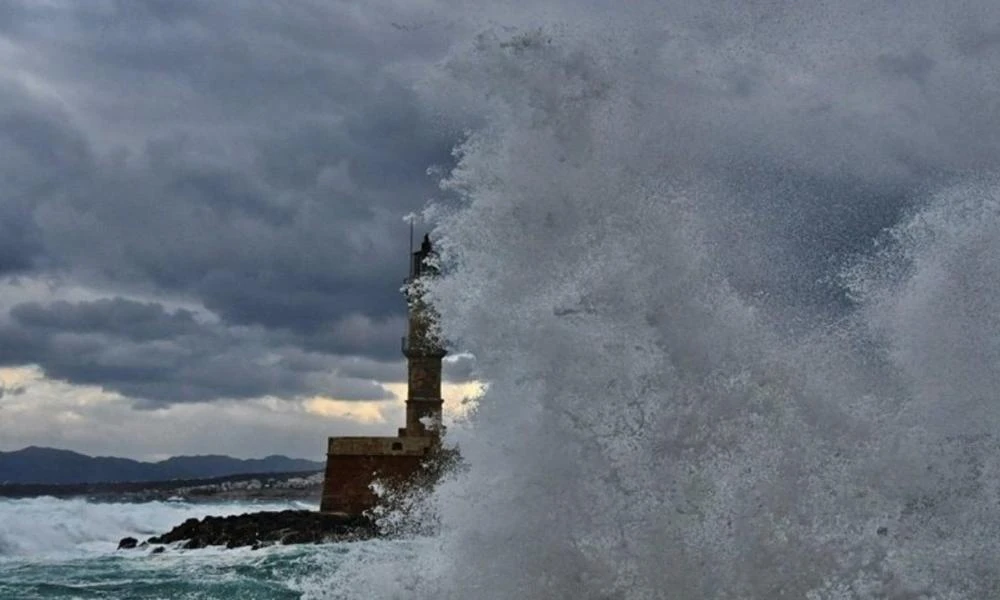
<box><xmin>319</xmin><ymin>435</ymin><xmax>436</xmax><ymax>515</ymax></box>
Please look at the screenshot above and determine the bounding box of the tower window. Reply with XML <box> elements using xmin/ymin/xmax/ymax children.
<box><xmin>391</xmin><ymin>442</ymin><xmax>403</xmax><ymax>451</ymax></box>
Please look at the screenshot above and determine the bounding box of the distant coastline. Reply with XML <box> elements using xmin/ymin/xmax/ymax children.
<box><xmin>0</xmin><ymin>446</ymin><xmax>323</xmax><ymax>485</ymax></box>
<box><xmin>0</xmin><ymin>470</ymin><xmax>323</xmax><ymax>503</ymax></box>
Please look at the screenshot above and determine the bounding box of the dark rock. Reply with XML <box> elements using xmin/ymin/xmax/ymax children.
<box><xmin>281</xmin><ymin>530</ymin><xmax>311</xmax><ymax>545</ymax></box>
<box><xmin>117</xmin><ymin>537</ymin><xmax>139</xmax><ymax>550</ymax></box>
<box><xmin>150</xmin><ymin>510</ymin><xmax>375</xmax><ymax>550</ymax></box>
<box><xmin>150</xmin><ymin>546</ymin><xmax>165</xmax><ymax>554</ymax></box>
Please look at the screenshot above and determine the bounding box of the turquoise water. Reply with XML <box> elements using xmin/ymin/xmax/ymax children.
<box><xmin>0</xmin><ymin>498</ymin><xmax>405</xmax><ymax>600</ymax></box>
<box><xmin>0</xmin><ymin>545</ymin><xmax>326</xmax><ymax>599</ymax></box>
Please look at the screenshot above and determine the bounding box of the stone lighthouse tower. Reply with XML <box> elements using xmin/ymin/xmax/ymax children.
<box><xmin>319</xmin><ymin>232</ymin><xmax>447</xmax><ymax>515</ymax></box>
<box><xmin>400</xmin><ymin>234</ymin><xmax>446</xmax><ymax>438</ymax></box>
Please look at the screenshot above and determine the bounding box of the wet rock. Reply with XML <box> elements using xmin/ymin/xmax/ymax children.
<box><xmin>150</xmin><ymin>510</ymin><xmax>375</xmax><ymax>550</ymax></box>
<box><xmin>117</xmin><ymin>537</ymin><xmax>138</xmax><ymax>550</ymax></box>
<box><xmin>150</xmin><ymin>546</ymin><xmax>165</xmax><ymax>554</ymax></box>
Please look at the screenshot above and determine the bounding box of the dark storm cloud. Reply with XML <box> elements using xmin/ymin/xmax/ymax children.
<box><xmin>0</xmin><ymin>293</ymin><xmax>479</xmax><ymax>403</ymax></box>
<box><xmin>0</xmin><ymin>297</ymin><xmax>400</xmax><ymax>404</ymax></box>
<box><xmin>0</xmin><ymin>86</ymin><xmax>84</xmax><ymax>277</ymax></box>
<box><xmin>0</xmin><ymin>1</ymin><xmax>468</xmax><ymax>402</ymax></box>
<box><xmin>10</xmin><ymin>0</ymin><xmax>998</xmax><ymax>407</ymax></box>
<box><xmin>0</xmin><ymin>205</ymin><xmax>42</xmax><ymax>277</ymax></box>
<box><xmin>10</xmin><ymin>299</ymin><xmax>201</xmax><ymax>341</ymax></box>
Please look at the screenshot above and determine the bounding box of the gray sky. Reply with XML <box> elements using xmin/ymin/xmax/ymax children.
<box><xmin>5</xmin><ymin>0</ymin><xmax>1000</xmax><ymax>460</ymax></box>
<box><xmin>0</xmin><ymin>1</ymin><xmax>482</xmax><ymax>460</ymax></box>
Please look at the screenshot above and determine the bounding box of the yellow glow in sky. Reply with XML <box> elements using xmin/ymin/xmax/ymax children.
<box><xmin>303</xmin><ymin>396</ymin><xmax>389</xmax><ymax>424</ymax></box>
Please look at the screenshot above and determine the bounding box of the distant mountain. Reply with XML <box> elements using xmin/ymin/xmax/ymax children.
<box><xmin>0</xmin><ymin>446</ymin><xmax>324</xmax><ymax>485</ymax></box>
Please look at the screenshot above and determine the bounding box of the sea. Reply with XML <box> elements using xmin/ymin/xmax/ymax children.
<box><xmin>0</xmin><ymin>497</ymin><xmax>414</xmax><ymax>600</ymax></box>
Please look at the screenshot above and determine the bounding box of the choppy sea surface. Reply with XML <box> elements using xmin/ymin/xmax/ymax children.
<box><xmin>0</xmin><ymin>497</ymin><xmax>408</xmax><ymax>600</ymax></box>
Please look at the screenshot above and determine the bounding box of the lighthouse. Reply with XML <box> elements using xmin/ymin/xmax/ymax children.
<box><xmin>319</xmin><ymin>233</ymin><xmax>446</xmax><ymax>515</ymax></box>
<box><xmin>400</xmin><ymin>234</ymin><xmax>447</xmax><ymax>438</ymax></box>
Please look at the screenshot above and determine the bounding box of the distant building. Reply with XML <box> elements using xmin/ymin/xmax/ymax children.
<box><xmin>319</xmin><ymin>234</ymin><xmax>446</xmax><ymax>515</ymax></box>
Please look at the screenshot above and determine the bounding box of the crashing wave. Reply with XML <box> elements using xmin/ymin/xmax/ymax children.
<box><xmin>318</xmin><ymin>7</ymin><xmax>1000</xmax><ymax>597</ymax></box>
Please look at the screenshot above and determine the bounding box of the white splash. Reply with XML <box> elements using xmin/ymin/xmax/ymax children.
<box><xmin>322</xmin><ymin>4</ymin><xmax>1000</xmax><ymax>598</ymax></box>
<box><xmin>0</xmin><ymin>497</ymin><xmax>311</xmax><ymax>559</ymax></box>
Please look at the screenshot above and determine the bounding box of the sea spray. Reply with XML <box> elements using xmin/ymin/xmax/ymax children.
<box><xmin>315</xmin><ymin>9</ymin><xmax>1000</xmax><ymax>598</ymax></box>
<box><xmin>0</xmin><ymin>497</ymin><xmax>313</xmax><ymax>559</ymax></box>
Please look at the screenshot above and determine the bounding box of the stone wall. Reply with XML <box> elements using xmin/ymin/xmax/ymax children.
<box><xmin>319</xmin><ymin>436</ymin><xmax>434</xmax><ymax>514</ymax></box>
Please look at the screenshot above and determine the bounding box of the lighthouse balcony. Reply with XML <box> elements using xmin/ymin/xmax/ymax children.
<box><xmin>401</xmin><ymin>336</ymin><xmax>447</xmax><ymax>358</ymax></box>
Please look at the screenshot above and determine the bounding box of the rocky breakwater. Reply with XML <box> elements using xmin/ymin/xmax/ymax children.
<box><xmin>126</xmin><ymin>510</ymin><xmax>376</xmax><ymax>551</ymax></box>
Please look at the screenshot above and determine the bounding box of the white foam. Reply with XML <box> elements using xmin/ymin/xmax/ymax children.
<box><xmin>0</xmin><ymin>497</ymin><xmax>312</xmax><ymax>560</ymax></box>
<box><xmin>321</xmin><ymin>8</ymin><xmax>1000</xmax><ymax>597</ymax></box>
